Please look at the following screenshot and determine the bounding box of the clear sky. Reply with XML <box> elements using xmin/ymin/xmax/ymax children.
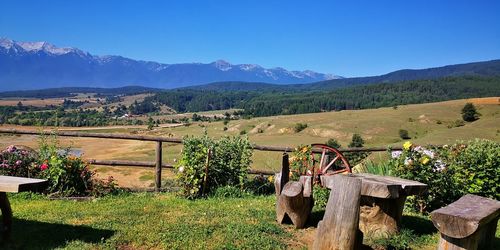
<box><xmin>1</xmin><ymin>0</ymin><xmax>499</xmax><ymax>77</ymax></box>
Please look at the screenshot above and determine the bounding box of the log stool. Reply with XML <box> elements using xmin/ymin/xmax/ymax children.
<box><xmin>431</xmin><ymin>194</ymin><xmax>500</xmax><ymax>250</ymax></box>
<box><xmin>274</xmin><ymin>153</ymin><xmax>313</xmax><ymax>229</ymax></box>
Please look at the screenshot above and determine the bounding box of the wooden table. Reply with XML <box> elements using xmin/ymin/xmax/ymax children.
<box><xmin>321</xmin><ymin>173</ymin><xmax>427</xmax><ymax>238</ymax></box>
<box><xmin>0</xmin><ymin>176</ymin><xmax>48</xmax><ymax>239</ymax></box>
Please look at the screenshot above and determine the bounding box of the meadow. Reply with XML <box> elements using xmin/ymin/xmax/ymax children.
<box><xmin>0</xmin><ymin>97</ymin><xmax>499</xmax><ymax>189</ymax></box>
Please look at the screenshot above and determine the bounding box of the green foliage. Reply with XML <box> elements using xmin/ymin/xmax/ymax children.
<box><xmin>448</xmin><ymin>139</ymin><xmax>500</xmax><ymax>200</ymax></box>
<box><xmin>348</xmin><ymin>133</ymin><xmax>365</xmax><ymax>147</ymax></box>
<box><xmin>399</xmin><ymin>129</ymin><xmax>411</xmax><ymax>139</ymax></box>
<box><xmin>175</xmin><ymin>135</ymin><xmax>253</xmax><ymax>199</ymax></box>
<box><xmin>37</xmin><ymin>136</ymin><xmax>94</xmax><ymax>196</ymax></box>
<box><xmin>289</xmin><ymin>145</ymin><xmax>312</xmax><ymax>180</ymax></box>
<box><xmin>244</xmin><ymin>175</ymin><xmax>275</xmax><ymax>195</ymax></box>
<box><xmin>325</xmin><ymin>138</ymin><xmax>341</xmax><ymax>149</ymax></box>
<box><xmin>293</xmin><ymin>123</ymin><xmax>308</xmax><ymax>133</ymax></box>
<box><xmin>461</xmin><ymin>102</ymin><xmax>480</xmax><ymax>122</ymax></box>
<box><xmin>211</xmin><ymin>185</ymin><xmax>250</xmax><ymax>198</ymax></box>
<box><xmin>312</xmin><ymin>185</ymin><xmax>330</xmax><ymax>209</ymax></box>
<box><xmin>345</xmin><ymin>133</ymin><xmax>369</xmax><ymax>166</ymax></box>
<box><xmin>390</xmin><ymin>142</ymin><xmax>460</xmax><ymax>212</ymax></box>
<box><xmin>0</xmin><ymin>145</ymin><xmax>39</xmax><ymax>177</ymax></box>
<box><xmin>370</xmin><ymin>228</ymin><xmax>414</xmax><ymax>250</ymax></box>
<box><xmin>447</xmin><ymin>119</ymin><xmax>465</xmax><ymax>128</ymax></box>
<box><xmin>239</xmin><ymin>129</ymin><xmax>247</xmax><ymax>135</ymax></box>
<box><xmin>359</xmin><ymin>160</ymin><xmax>394</xmax><ymax>176</ymax></box>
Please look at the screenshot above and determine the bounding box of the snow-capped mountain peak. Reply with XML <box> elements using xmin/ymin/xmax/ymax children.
<box><xmin>0</xmin><ymin>37</ymin><xmax>342</xmax><ymax>90</ymax></box>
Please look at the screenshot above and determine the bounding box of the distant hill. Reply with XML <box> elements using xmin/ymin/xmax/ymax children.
<box><xmin>0</xmin><ymin>86</ymin><xmax>160</xmax><ymax>98</ymax></box>
<box><xmin>189</xmin><ymin>60</ymin><xmax>500</xmax><ymax>91</ymax></box>
<box><xmin>0</xmin><ymin>38</ymin><xmax>339</xmax><ymax>91</ymax></box>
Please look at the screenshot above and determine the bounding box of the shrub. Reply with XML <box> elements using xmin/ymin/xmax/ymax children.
<box><xmin>399</xmin><ymin>129</ymin><xmax>411</xmax><ymax>139</ymax></box>
<box><xmin>345</xmin><ymin>134</ymin><xmax>369</xmax><ymax>166</ymax></box>
<box><xmin>447</xmin><ymin>119</ymin><xmax>465</xmax><ymax>128</ymax></box>
<box><xmin>389</xmin><ymin>141</ymin><xmax>460</xmax><ymax>212</ymax></box>
<box><xmin>240</xmin><ymin>130</ymin><xmax>247</xmax><ymax>135</ymax></box>
<box><xmin>175</xmin><ymin>135</ymin><xmax>253</xmax><ymax>199</ymax></box>
<box><xmin>244</xmin><ymin>175</ymin><xmax>274</xmax><ymax>195</ymax></box>
<box><xmin>37</xmin><ymin>136</ymin><xmax>94</xmax><ymax>196</ymax></box>
<box><xmin>348</xmin><ymin>133</ymin><xmax>365</xmax><ymax>147</ymax></box>
<box><xmin>313</xmin><ymin>185</ymin><xmax>330</xmax><ymax>209</ymax></box>
<box><xmin>37</xmin><ymin>134</ymin><xmax>117</xmax><ymax>197</ymax></box>
<box><xmin>293</xmin><ymin>123</ymin><xmax>308</xmax><ymax>133</ymax></box>
<box><xmin>0</xmin><ymin>145</ymin><xmax>39</xmax><ymax>177</ymax></box>
<box><xmin>461</xmin><ymin>103</ymin><xmax>480</xmax><ymax>122</ymax></box>
<box><xmin>325</xmin><ymin>138</ymin><xmax>341</xmax><ymax>149</ymax></box>
<box><xmin>289</xmin><ymin>145</ymin><xmax>312</xmax><ymax>180</ymax></box>
<box><xmin>448</xmin><ymin>139</ymin><xmax>499</xmax><ymax>200</ymax></box>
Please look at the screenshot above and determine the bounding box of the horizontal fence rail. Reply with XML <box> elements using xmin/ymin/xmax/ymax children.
<box><xmin>0</xmin><ymin>128</ymin><xmax>403</xmax><ymax>152</ymax></box>
<box><xmin>1</xmin><ymin>128</ymin><xmax>409</xmax><ymax>191</ymax></box>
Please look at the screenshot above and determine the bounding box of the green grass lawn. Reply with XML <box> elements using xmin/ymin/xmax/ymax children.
<box><xmin>3</xmin><ymin>192</ymin><xmax>499</xmax><ymax>249</ymax></box>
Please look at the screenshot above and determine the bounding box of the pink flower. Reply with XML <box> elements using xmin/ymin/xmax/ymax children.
<box><xmin>15</xmin><ymin>160</ymin><xmax>22</xmax><ymax>165</ymax></box>
<box><xmin>40</xmin><ymin>163</ymin><xmax>48</xmax><ymax>171</ymax></box>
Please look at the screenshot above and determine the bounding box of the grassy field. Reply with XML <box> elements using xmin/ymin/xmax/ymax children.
<box><xmin>0</xmin><ymin>97</ymin><xmax>499</xmax><ymax>188</ymax></box>
<box><xmin>3</xmin><ymin>193</ymin><xmax>499</xmax><ymax>250</ymax></box>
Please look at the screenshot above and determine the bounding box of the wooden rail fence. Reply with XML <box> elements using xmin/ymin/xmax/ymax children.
<box><xmin>0</xmin><ymin>128</ymin><xmax>403</xmax><ymax>192</ymax></box>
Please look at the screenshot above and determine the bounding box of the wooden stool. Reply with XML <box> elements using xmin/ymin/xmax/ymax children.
<box><xmin>431</xmin><ymin>194</ymin><xmax>500</xmax><ymax>250</ymax></box>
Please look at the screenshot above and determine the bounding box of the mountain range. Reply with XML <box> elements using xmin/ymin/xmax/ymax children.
<box><xmin>1</xmin><ymin>38</ymin><xmax>500</xmax><ymax>92</ymax></box>
<box><xmin>0</xmin><ymin>38</ymin><xmax>340</xmax><ymax>91</ymax></box>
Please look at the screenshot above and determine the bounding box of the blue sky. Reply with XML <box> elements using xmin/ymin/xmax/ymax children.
<box><xmin>1</xmin><ymin>0</ymin><xmax>499</xmax><ymax>77</ymax></box>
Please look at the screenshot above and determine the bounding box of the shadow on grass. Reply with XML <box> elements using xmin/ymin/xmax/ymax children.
<box><xmin>401</xmin><ymin>214</ymin><xmax>436</xmax><ymax>236</ymax></box>
<box><xmin>1</xmin><ymin>218</ymin><xmax>114</xmax><ymax>249</ymax></box>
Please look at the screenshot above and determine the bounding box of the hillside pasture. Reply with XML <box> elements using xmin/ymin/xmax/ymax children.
<box><xmin>0</xmin><ymin>97</ymin><xmax>498</xmax><ymax>189</ymax></box>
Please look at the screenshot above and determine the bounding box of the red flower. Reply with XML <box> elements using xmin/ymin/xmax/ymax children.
<box><xmin>40</xmin><ymin>163</ymin><xmax>48</xmax><ymax>171</ymax></box>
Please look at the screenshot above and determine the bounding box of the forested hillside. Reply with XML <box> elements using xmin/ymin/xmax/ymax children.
<box><xmin>143</xmin><ymin>76</ymin><xmax>500</xmax><ymax>117</ymax></box>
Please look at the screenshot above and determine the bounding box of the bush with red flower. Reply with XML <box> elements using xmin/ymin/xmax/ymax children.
<box><xmin>0</xmin><ymin>145</ymin><xmax>40</xmax><ymax>177</ymax></box>
<box><xmin>36</xmin><ymin>135</ymin><xmax>117</xmax><ymax>197</ymax></box>
<box><xmin>1</xmin><ymin>135</ymin><xmax>117</xmax><ymax>197</ymax></box>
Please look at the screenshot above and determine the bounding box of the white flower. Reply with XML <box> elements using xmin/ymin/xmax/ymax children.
<box><xmin>433</xmin><ymin>160</ymin><xmax>446</xmax><ymax>172</ymax></box>
<box><xmin>178</xmin><ymin>166</ymin><xmax>185</xmax><ymax>173</ymax></box>
<box><xmin>423</xmin><ymin>149</ymin><xmax>435</xmax><ymax>159</ymax></box>
<box><xmin>391</xmin><ymin>151</ymin><xmax>403</xmax><ymax>159</ymax></box>
<box><xmin>414</xmin><ymin>146</ymin><xmax>423</xmax><ymax>153</ymax></box>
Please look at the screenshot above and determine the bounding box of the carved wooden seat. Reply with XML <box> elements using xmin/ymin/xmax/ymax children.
<box><xmin>431</xmin><ymin>194</ymin><xmax>500</xmax><ymax>250</ymax></box>
<box><xmin>274</xmin><ymin>153</ymin><xmax>313</xmax><ymax>229</ymax></box>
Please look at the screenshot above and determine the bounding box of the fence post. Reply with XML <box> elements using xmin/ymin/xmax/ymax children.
<box><xmin>155</xmin><ymin>141</ymin><xmax>162</xmax><ymax>192</ymax></box>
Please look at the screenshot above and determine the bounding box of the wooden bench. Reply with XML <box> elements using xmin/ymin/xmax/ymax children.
<box><xmin>321</xmin><ymin>173</ymin><xmax>427</xmax><ymax>238</ymax></box>
<box><xmin>431</xmin><ymin>194</ymin><xmax>500</xmax><ymax>250</ymax></box>
<box><xmin>0</xmin><ymin>176</ymin><xmax>48</xmax><ymax>239</ymax></box>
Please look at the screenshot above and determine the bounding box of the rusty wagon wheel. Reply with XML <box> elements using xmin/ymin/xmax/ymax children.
<box><xmin>307</xmin><ymin>144</ymin><xmax>351</xmax><ymax>183</ymax></box>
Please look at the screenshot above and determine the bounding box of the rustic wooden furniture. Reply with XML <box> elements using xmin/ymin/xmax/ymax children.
<box><xmin>274</xmin><ymin>153</ymin><xmax>313</xmax><ymax>229</ymax></box>
<box><xmin>313</xmin><ymin>174</ymin><xmax>363</xmax><ymax>250</ymax></box>
<box><xmin>321</xmin><ymin>173</ymin><xmax>427</xmax><ymax>238</ymax></box>
<box><xmin>0</xmin><ymin>176</ymin><xmax>48</xmax><ymax>239</ymax></box>
<box><xmin>431</xmin><ymin>194</ymin><xmax>500</xmax><ymax>250</ymax></box>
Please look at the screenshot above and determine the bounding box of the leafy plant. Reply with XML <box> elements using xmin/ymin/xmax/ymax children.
<box><xmin>399</xmin><ymin>129</ymin><xmax>411</xmax><ymax>139</ymax></box>
<box><xmin>293</xmin><ymin>123</ymin><xmax>308</xmax><ymax>133</ymax></box>
<box><xmin>289</xmin><ymin>145</ymin><xmax>312</xmax><ymax>180</ymax></box>
<box><xmin>359</xmin><ymin>160</ymin><xmax>394</xmax><ymax>176</ymax></box>
<box><xmin>0</xmin><ymin>145</ymin><xmax>39</xmax><ymax>177</ymax></box>
<box><xmin>312</xmin><ymin>185</ymin><xmax>330</xmax><ymax>209</ymax></box>
<box><xmin>37</xmin><ymin>134</ymin><xmax>117</xmax><ymax>197</ymax></box>
<box><xmin>325</xmin><ymin>138</ymin><xmax>341</xmax><ymax>149</ymax></box>
<box><xmin>175</xmin><ymin>135</ymin><xmax>253</xmax><ymax>199</ymax></box>
<box><xmin>389</xmin><ymin>142</ymin><xmax>460</xmax><ymax>212</ymax></box>
<box><xmin>461</xmin><ymin>102</ymin><xmax>480</xmax><ymax>122</ymax></box>
<box><xmin>448</xmin><ymin>139</ymin><xmax>499</xmax><ymax>200</ymax></box>
<box><xmin>244</xmin><ymin>175</ymin><xmax>274</xmax><ymax>195</ymax></box>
